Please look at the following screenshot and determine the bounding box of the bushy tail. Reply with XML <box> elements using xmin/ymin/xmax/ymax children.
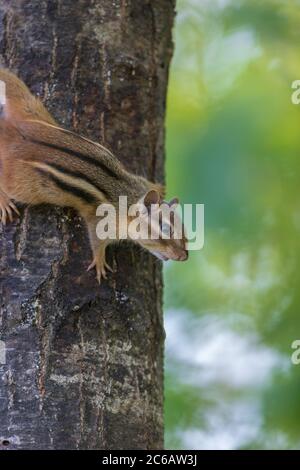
<box><xmin>0</xmin><ymin>68</ymin><xmax>55</xmax><ymax>124</ymax></box>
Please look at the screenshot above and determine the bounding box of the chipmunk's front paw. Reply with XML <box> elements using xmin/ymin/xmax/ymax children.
<box><xmin>87</xmin><ymin>255</ymin><xmax>113</xmax><ymax>285</ymax></box>
<box><xmin>0</xmin><ymin>193</ymin><xmax>20</xmax><ymax>225</ymax></box>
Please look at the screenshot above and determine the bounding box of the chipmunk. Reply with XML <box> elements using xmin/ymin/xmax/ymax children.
<box><xmin>0</xmin><ymin>69</ymin><xmax>188</xmax><ymax>283</ymax></box>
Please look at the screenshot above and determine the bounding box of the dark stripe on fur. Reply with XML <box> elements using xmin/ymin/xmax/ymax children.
<box><xmin>36</xmin><ymin>168</ymin><xmax>98</xmax><ymax>205</ymax></box>
<box><xmin>44</xmin><ymin>161</ymin><xmax>110</xmax><ymax>200</ymax></box>
<box><xmin>30</xmin><ymin>138</ymin><xmax>119</xmax><ymax>179</ymax></box>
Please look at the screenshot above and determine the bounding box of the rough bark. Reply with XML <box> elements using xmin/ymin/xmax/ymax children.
<box><xmin>0</xmin><ymin>0</ymin><xmax>175</xmax><ymax>450</ymax></box>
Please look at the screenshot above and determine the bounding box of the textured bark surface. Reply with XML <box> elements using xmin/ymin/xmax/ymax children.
<box><xmin>0</xmin><ymin>0</ymin><xmax>175</xmax><ymax>450</ymax></box>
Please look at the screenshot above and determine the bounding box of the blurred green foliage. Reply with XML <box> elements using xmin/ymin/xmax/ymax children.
<box><xmin>165</xmin><ymin>0</ymin><xmax>300</xmax><ymax>449</ymax></box>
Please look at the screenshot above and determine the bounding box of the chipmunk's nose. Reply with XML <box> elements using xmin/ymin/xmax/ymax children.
<box><xmin>178</xmin><ymin>250</ymin><xmax>188</xmax><ymax>261</ymax></box>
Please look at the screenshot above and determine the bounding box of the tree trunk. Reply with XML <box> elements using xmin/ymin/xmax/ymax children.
<box><xmin>0</xmin><ymin>0</ymin><xmax>175</xmax><ymax>450</ymax></box>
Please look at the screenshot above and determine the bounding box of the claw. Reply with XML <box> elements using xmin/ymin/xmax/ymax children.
<box><xmin>87</xmin><ymin>259</ymin><xmax>96</xmax><ymax>272</ymax></box>
<box><xmin>0</xmin><ymin>193</ymin><xmax>20</xmax><ymax>226</ymax></box>
<box><xmin>1</xmin><ymin>209</ymin><xmax>7</xmax><ymax>226</ymax></box>
<box><xmin>6</xmin><ymin>206</ymin><xmax>13</xmax><ymax>223</ymax></box>
<box><xmin>87</xmin><ymin>255</ymin><xmax>111</xmax><ymax>284</ymax></box>
<box><xmin>9</xmin><ymin>202</ymin><xmax>20</xmax><ymax>216</ymax></box>
<box><xmin>104</xmin><ymin>261</ymin><xmax>113</xmax><ymax>273</ymax></box>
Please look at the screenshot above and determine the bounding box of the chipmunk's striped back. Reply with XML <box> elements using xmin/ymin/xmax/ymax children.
<box><xmin>13</xmin><ymin>119</ymin><xmax>147</xmax><ymax>209</ymax></box>
<box><xmin>0</xmin><ymin>68</ymin><xmax>187</xmax><ymax>284</ymax></box>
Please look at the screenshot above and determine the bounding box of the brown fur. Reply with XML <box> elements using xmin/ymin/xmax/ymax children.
<box><xmin>0</xmin><ymin>69</ymin><xmax>187</xmax><ymax>283</ymax></box>
<box><xmin>0</xmin><ymin>69</ymin><xmax>55</xmax><ymax>124</ymax></box>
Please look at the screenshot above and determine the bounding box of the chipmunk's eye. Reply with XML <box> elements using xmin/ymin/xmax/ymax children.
<box><xmin>157</xmin><ymin>211</ymin><xmax>174</xmax><ymax>237</ymax></box>
<box><xmin>161</xmin><ymin>221</ymin><xmax>172</xmax><ymax>237</ymax></box>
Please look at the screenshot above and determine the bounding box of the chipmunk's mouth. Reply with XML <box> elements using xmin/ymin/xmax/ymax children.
<box><xmin>151</xmin><ymin>250</ymin><xmax>188</xmax><ymax>262</ymax></box>
<box><xmin>151</xmin><ymin>251</ymin><xmax>169</xmax><ymax>261</ymax></box>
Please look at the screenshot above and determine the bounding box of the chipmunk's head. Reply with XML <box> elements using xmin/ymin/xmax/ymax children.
<box><xmin>128</xmin><ymin>189</ymin><xmax>189</xmax><ymax>262</ymax></box>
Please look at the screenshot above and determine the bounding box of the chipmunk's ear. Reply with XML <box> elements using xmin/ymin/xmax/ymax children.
<box><xmin>168</xmin><ymin>197</ymin><xmax>179</xmax><ymax>207</ymax></box>
<box><xmin>143</xmin><ymin>189</ymin><xmax>161</xmax><ymax>208</ymax></box>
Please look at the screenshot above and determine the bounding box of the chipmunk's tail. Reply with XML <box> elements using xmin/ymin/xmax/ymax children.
<box><xmin>0</xmin><ymin>68</ymin><xmax>55</xmax><ymax>124</ymax></box>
